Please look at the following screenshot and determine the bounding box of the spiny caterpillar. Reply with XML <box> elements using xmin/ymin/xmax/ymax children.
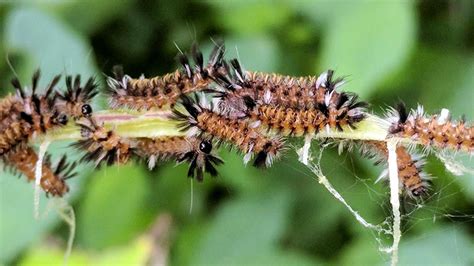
<box><xmin>215</xmin><ymin>59</ymin><xmax>367</xmax><ymax>122</ymax></box>
<box><xmin>2</xmin><ymin>145</ymin><xmax>76</xmax><ymax>197</ymax></box>
<box><xmin>73</xmin><ymin>117</ymin><xmax>133</xmax><ymax>166</ymax></box>
<box><xmin>73</xmin><ymin>117</ymin><xmax>223</xmax><ymax>181</ymax></box>
<box><xmin>173</xmin><ymin>95</ymin><xmax>284</xmax><ymax>167</ymax></box>
<box><xmin>0</xmin><ymin>70</ymin><xmax>68</xmax><ymax>156</ymax></box>
<box><xmin>389</xmin><ymin>103</ymin><xmax>473</xmax><ymax>153</ymax></box>
<box><xmin>106</xmin><ymin>43</ymin><xmax>226</xmax><ymax>111</ymax></box>
<box><xmin>362</xmin><ymin>141</ymin><xmax>430</xmax><ymax>197</ymax></box>
<box><xmin>0</xmin><ymin>70</ymin><xmax>97</xmax><ymax>196</ymax></box>
<box><xmin>134</xmin><ymin>136</ymin><xmax>223</xmax><ymax>181</ymax></box>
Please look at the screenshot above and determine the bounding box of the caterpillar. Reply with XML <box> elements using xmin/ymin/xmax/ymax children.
<box><xmin>106</xmin><ymin>43</ymin><xmax>227</xmax><ymax>111</ymax></box>
<box><xmin>73</xmin><ymin>117</ymin><xmax>223</xmax><ymax>180</ymax></box>
<box><xmin>73</xmin><ymin>117</ymin><xmax>133</xmax><ymax>166</ymax></box>
<box><xmin>214</xmin><ymin>59</ymin><xmax>367</xmax><ymax>120</ymax></box>
<box><xmin>361</xmin><ymin>141</ymin><xmax>430</xmax><ymax>197</ymax></box>
<box><xmin>388</xmin><ymin>103</ymin><xmax>473</xmax><ymax>153</ymax></box>
<box><xmin>0</xmin><ymin>70</ymin><xmax>68</xmax><ymax>156</ymax></box>
<box><xmin>246</xmin><ymin>100</ymin><xmax>366</xmax><ymax>137</ymax></box>
<box><xmin>173</xmin><ymin>96</ymin><xmax>284</xmax><ymax>167</ymax></box>
<box><xmin>2</xmin><ymin>144</ymin><xmax>76</xmax><ymax>197</ymax></box>
<box><xmin>134</xmin><ymin>136</ymin><xmax>223</xmax><ymax>181</ymax></box>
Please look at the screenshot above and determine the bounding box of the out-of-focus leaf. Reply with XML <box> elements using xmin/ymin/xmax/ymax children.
<box><xmin>19</xmin><ymin>235</ymin><xmax>152</xmax><ymax>266</ymax></box>
<box><xmin>0</xmin><ymin>176</ymin><xmax>63</xmax><ymax>264</ymax></box>
<box><xmin>398</xmin><ymin>226</ymin><xmax>474</xmax><ymax>265</ymax></box>
<box><xmin>191</xmin><ymin>190</ymin><xmax>294</xmax><ymax>264</ymax></box>
<box><xmin>339</xmin><ymin>236</ymin><xmax>386</xmax><ymax>265</ymax></box>
<box><xmin>233</xmin><ymin>250</ymin><xmax>320</xmax><ymax>265</ymax></box>
<box><xmin>5</xmin><ymin>7</ymin><xmax>97</xmax><ymax>79</ymax></box>
<box><xmin>19</xmin><ymin>245</ymin><xmax>89</xmax><ymax>266</ymax></box>
<box><xmin>95</xmin><ymin>237</ymin><xmax>152</xmax><ymax>265</ymax></box>
<box><xmin>77</xmin><ymin>164</ymin><xmax>150</xmax><ymax>249</ymax></box>
<box><xmin>208</xmin><ymin>1</ymin><xmax>290</xmax><ymax>35</ymax></box>
<box><xmin>319</xmin><ymin>1</ymin><xmax>416</xmax><ymax>98</ymax></box>
<box><xmin>0</xmin><ymin>7</ymin><xmax>96</xmax><ymax>263</ymax></box>
<box><xmin>48</xmin><ymin>0</ymin><xmax>133</xmax><ymax>34</ymax></box>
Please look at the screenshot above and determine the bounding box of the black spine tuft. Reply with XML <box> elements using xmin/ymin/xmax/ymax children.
<box><xmin>396</xmin><ymin>102</ymin><xmax>408</xmax><ymax>123</ymax></box>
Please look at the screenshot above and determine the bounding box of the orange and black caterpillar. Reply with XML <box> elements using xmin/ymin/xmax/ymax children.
<box><xmin>213</xmin><ymin>60</ymin><xmax>368</xmax><ymax>136</ymax></box>
<box><xmin>215</xmin><ymin>59</ymin><xmax>367</xmax><ymax>117</ymax></box>
<box><xmin>361</xmin><ymin>141</ymin><xmax>431</xmax><ymax>197</ymax></box>
<box><xmin>246</xmin><ymin>101</ymin><xmax>366</xmax><ymax>137</ymax></box>
<box><xmin>0</xmin><ymin>70</ymin><xmax>68</xmax><ymax>156</ymax></box>
<box><xmin>173</xmin><ymin>96</ymin><xmax>284</xmax><ymax>167</ymax></box>
<box><xmin>73</xmin><ymin>117</ymin><xmax>223</xmax><ymax>180</ymax></box>
<box><xmin>106</xmin><ymin>43</ymin><xmax>227</xmax><ymax>111</ymax></box>
<box><xmin>2</xmin><ymin>144</ymin><xmax>76</xmax><ymax>197</ymax></box>
<box><xmin>134</xmin><ymin>136</ymin><xmax>223</xmax><ymax>181</ymax></box>
<box><xmin>73</xmin><ymin>117</ymin><xmax>133</xmax><ymax>166</ymax></box>
<box><xmin>388</xmin><ymin>103</ymin><xmax>473</xmax><ymax>153</ymax></box>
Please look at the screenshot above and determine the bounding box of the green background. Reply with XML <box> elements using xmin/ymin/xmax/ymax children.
<box><xmin>0</xmin><ymin>1</ymin><xmax>473</xmax><ymax>265</ymax></box>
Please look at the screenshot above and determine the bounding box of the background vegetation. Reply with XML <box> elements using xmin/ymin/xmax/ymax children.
<box><xmin>0</xmin><ymin>0</ymin><xmax>473</xmax><ymax>265</ymax></box>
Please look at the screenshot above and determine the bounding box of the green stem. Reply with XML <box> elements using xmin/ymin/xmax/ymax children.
<box><xmin>44</xmin><ymin>110</ymin><xmax>390</xmax><ymax>143</ymax></box>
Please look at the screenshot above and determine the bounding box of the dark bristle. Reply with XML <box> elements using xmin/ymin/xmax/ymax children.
<box><xmin>214</xmin><ymin>73</ymin><xmax>235</xmax><ymax>91</ymax></box>
<box><xmin>45</xmin><ymin>74</ymin><xmax>61</xmax><ymax>98</ymax></box>
<box><xmin>230</xmin><ymin>58</ymin><xmax>244</xmax><ymax>83</ymax></box>
<box><xmin>20</xmin><ymin>112</ymin><xmax>34</xmax><ymax>124</ymax></box>
<box><xmin>317</xmin><ymin>103</ymin><xmax>329</xmax><ymax>117</ymax></box>
<box><xmin>396</xmin><ymin>102</ymin><xmax>408</xmax><ymax>123</ymax></box>
<box><xmin>335</xmin><ymin>93</ymin><xmax>349</xmax><ymax>109</ymax></box>
<box><xmin>11</xmin><ymin>78</ymin><xmax>24</xmax><ymax>98</ymax></box>
<box><xmin>243</xmin><ymin>95</ymin><xmax>256</xmax><ymax>110</ymax></box>
<box><xmin>179</xmin><ymin>95</ymin><xmax>199</xmax><ymax>119</ymax></box>
<box><xmin>178</xmin><ymin>54</ymin><xmax>193</xmax><ymax>79</ymax></box>
<box><xmin>65</xmin><ymin>76</ymin><xmax>73</xmax><ymax>92</ymax></box>
<box><xmin>191</xmin><ymin>43</ymin><xmax>204</xmax><ymax>71</ymax></box>
<box><xmin>187</xmin><ymin>156</ymin><xmax>197</xmax><ymax>177</ymax></box>
<box><xmin>74</xmin><ymin>75</ymin><xmax>81</xmax><ymax>91</ymax></box>
<box><xmin>205</xmin><ymin>158</ymin><xmax>218</xmax><ymax>177</ymax></box>
<box><xmin>208</xmin><ymin>41</ymin><xmax>225</xmax><ymax>68</ymax></box>
<box><xmin>253</xmin><ymin>151</ymin><xmax>268</xmax><ymax>168</ymax></box>
<box><xmin>31</xmin><ymin>69</ymin><xmax>41</xmax><ymax>93</ymax></box>
<box><xmin>325</xmin><ymin>70</ymin><xmax>334</xmax><ymax>89</ymax></box>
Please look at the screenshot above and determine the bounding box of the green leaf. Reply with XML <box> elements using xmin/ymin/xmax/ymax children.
<box><xmin>208</xmin><ymin>0</ymin><xmax>290</xmax><ymax>35</ymax></box>
<box><xmin>0</xmin><ymin>7</ymin><xmax>96</xmax><ymax>263</ymax></box>
<box><xmin>19</xmin><ymin>235</ymin><xmax>153</xmax><ymax>266</ymax></box>
<box><xmin>319</xmin><ymin>1</ymin><xmax>416</xmax><ymax>98</ymax></box>
<box><xmin>5</xmin><ymin>7</ymin><xmax>97</xmax><ymax>79</ymax></box>
<box><xmin>77</xmin><ymin>164</ymin><xmax>150</xmax><ymax>249</ymax></box>
<box><xmin>398</xmin><ymin>226</ymin><xmax>474</xmax><ymax>265</ymax></box>
<box><xmin>191</xmin><ymin>190</ymin><xmax>293</xmax><ymax>264</ymax></box>
<box><xmin>338</xmin><ymin>235</ymin><xmax>386</xmax><ymax>265</ymax></box>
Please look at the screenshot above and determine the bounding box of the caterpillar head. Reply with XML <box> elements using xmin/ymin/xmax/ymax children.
<box><xmin>179</xmin><ymin>138</ymin><xmax>224</xmax><ymax>182</ymax></box>
<box><xmin>56</xmin><ymin>75</ymin><xmax>98</xmax><ymax>119</ymax></box>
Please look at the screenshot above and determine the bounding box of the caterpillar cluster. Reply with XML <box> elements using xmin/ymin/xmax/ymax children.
<box><xmin>0</xmin><ymin>70</ymin><xmax>98</xmax><ymax>196</ymax></box>
<box><xmin>3</xmin><ymin>42</ymin><xmax>471</xmax><ymax>199</ymax></box>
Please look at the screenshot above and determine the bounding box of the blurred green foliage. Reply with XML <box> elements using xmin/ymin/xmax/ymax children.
<box><xmin>0</xmin><ymin>1</ymin><xmax>473</xmax><ymax>265</ymax></box>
